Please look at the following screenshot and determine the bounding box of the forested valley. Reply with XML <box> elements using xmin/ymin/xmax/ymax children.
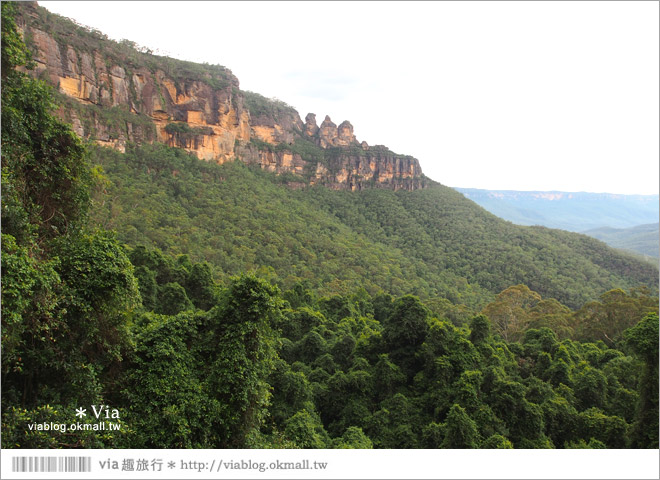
<box><xmin>2</xmin><ymin>3</ymin><xmax>658</xmax><ymax>449</ymax></box>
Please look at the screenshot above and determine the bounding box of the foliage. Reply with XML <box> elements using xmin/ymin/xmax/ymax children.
<box><xmin>332</xmin><ymin>426</ymin><xmax>373</xmax><ymax>449</ymax></box>
<box><xmin>481</xmin><ymin>285</ymin><xmax>541</xmax><ymax>342</ymax></box>
<box><xmin>87</xmin><ymin>142</ymin><xmax>437</xmax><ymax>299</ymax></box>
<box><xmin>441</xmin><ymin>404</ymin><xmax>480</xmax><ymax>448</ymax></box>
<box><xmin>243</xmin><ymin>91</ymin><xmax>298</xmax><ymax>121</ymax></box>
<box><xmin>1</xmin><ymin>3</ymin><xmax>30</xmax><ymax>78</ymax></box>
<box><xmin>262</xmin><ymin>287</ymin><xmax>657</xmax><ymax>449</ymax></box>
<box><xmin>121</xmin><ymin>311</ymin><xmax>217</xmax><ymax>448</ymax></box>
<box><xmin>2</xmin><ymin>17</ymin><xmax>91</xmax><ymax>240</ymax></box>
<box><xmin>121</xmin><ymin>275</ymin><xmax>282</xmax><ymax>448</ymax></box>
<box><xmin>303</xmin><ymin>186</ymin><xmax>658</xmax><ymax>310</ymax></box>
<box><xmin>383</xmin><ymin>295</ymin><xmax>430</xmax><ymax>380</ymax></box>
<box><xmin>574</xmin><ymin>288</ymin><xmax>658</xmax><ymax>345</ymax></box>
<box><xmin>1</xmin><ymin>404</ymin><xmax>131</xmax><ymax>448</ymax></box>
<box><xmin>2</xmin><ymin>3</ymin><xmax>658</xmax><ymax>451</ymax></box>
<box><xmin>1</xmin><ymin>234</ymin><xmax>61</xmax><ymax>383</ymax></box>
<box><xmin>283</xmin><ymin>410</ymin><xmax>329</xmax><ymax>448</ymax></box>
<box><xmin>164</xmin><ymin>122</ymin><xmax>214</xmax><ymax>148</ymax></box>
<box><xmin>481</xmin><ymin>434</ymin><xmax>513</xmax><ymax>448</ymax></box>
<box><xmin>204</xmin><ymin>274</ymin><xmax>282</xmax><ymax>447</ymax></box>
<box><xmin>584</xmin><ymin>223</ymin><xmax>659</xmax><ymax>260</ymax></box>
<box><xmin>1</xmin><ymin>7</ymin><xmax>138</xmax><ymax>448</ymax></box>
<box><xmin>87</xmin><ymin>140</ymin><xmax>657</xmax><ymax>313</ymax></box>
<box><xmin>624</xmin><ymin>313</ymin><xmax>659</xmax><ymax>448</ymax></box>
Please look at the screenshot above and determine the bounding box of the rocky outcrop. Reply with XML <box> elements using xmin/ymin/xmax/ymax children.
<box><xmin>237</xmin><ymin>144</ymin><xmax>307</xmax><ymax>177</ymax></box>
<box><xmin>16</xmin><ymin>2</ymin><xmax>426</xmax><ymax>191</ymax></box>
<box><xmin>297</xmin><ymin>112</ymin><xmax>425</xmax><ymax>190</ymax></box>
<box><xmin>304</xmin><ymin>113</ymin><xmax>319</xmax><ymax>137</ymax></box>
<box><xmin>310</xmin><ymin>148</ymin><xmax>426</xmax><ymax>192</ymax></box>
<box><xmin>337</xmin><ymin>121</ymin><xmax>357</xmax><ymax>146</ymax></box>
<box><xmin>18</xmin><ymin>2</ymin><xmax>250</xmax><ymax>161</ymax></box>
<box><xmin>249</xmin><ymin>104</ymin><xmax>303</xmax><ymax>146</ymax></box>
<box><xmin>318</xmin><ymin>116</ymin><xmax>337</xmax><ymax>148</ymax></box>
<box><xmin>315</xmin><ymin>116</ymin><xmax>358</xmax><ymax>148</ymax></box>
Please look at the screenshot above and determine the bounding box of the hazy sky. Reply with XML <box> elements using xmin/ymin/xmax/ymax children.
<box><xmin>42</xmin><ymin>1</ymin><xmax>659</xmax><ymax>195</ymax></box>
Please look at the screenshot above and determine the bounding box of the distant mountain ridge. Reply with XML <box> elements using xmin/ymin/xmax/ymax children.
<box><xmin>455</xmin><ymin>188</ymin><xmax>659</xmax><ymax>232</ymax></box>
<box><xmin>584</xmin><ymin>223</ymin><xmax>659</xmax><ymax>259</ymax></box>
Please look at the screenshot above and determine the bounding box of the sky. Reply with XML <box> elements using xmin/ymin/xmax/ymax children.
<box><xmin>41</xmin><ymin>1</ymin><xmax>659</xmax><ymax>195</ymax></box>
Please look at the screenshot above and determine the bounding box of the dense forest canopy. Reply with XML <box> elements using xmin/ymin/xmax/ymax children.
<box><xmin>1</xmin><ymin>3</ymin><xmax>658</xmax><ymax>450</ymax></box>
<box><xmin>86</xmin><ymin>141</ymin><xmax>657</xmax><ymax>311</ymax></box>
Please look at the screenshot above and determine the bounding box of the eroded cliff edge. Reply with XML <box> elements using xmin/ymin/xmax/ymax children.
<box><xmin>16</xmin><ymin>2</ymin><xmax>427</xmax><ymax>191</ymax></box>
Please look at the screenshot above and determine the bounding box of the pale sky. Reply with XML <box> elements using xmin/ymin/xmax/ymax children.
<box><xmin>41</xmin><ymin>1</ymin><xmax>659</xmax><ymax>195</ymax></box>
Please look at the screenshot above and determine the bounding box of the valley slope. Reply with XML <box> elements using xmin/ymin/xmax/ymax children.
<box><xmin>584</xmin><ymin>223</ymin><xmax>659</xmax><ymax>259</ymax></box>
<box><xmin>91</xmin><ymin>143</ymin><xmax>658</xmax><ymax>310</ymax></box>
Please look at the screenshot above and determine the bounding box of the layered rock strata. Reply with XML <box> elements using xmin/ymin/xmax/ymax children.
<box><xmin>17</xmin><ymin>2</ymin><xmax>426</xmax><ymax>191</ymax></box>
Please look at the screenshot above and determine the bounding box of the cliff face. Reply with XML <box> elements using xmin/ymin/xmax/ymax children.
<box><xmin>311</xmin><ymin>149</ymin><xmax>425</xmax><ymax>192</ymax></box>
<box><xmin>16</xmin><ymin>2</ymin><xmax>426</xmax><ymax>191</ymax></box>
<box><xmin>19</xmin><ymin>3</ymin><xmax>250</xmax><ymax>160</ymax></box>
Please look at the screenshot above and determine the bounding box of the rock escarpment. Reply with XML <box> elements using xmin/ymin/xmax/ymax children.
<box><xmin>16</xmin><ymin>2</ymin><xmax>427</xmax><ymax>191</ymax></box>
<box><xmin>18</xmin><ymin>2</ymin><xmax>249</xmax><ymax>160</ymax></box>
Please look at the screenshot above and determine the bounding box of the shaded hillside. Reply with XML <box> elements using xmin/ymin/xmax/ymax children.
<box><xmin>89</xmin><ymin>144</ymin><xmax>491</xmax><ymax>308</ymax></box>
<box><xmin>456</xmin><ymin>188</ymin><xmax>659</xmax><ymax>232</ymax></box>
<box><xmin>301</xmin><ymin>182</ymin><xmax>658</xmax><ymax>309</ymax></box>
<box><xmin>584</xmin><ymin>223</ymin><xmax>659</xmax><ymax>259</ymax></box>
<box><xmin>89</xmin><ymin>143</ymin><xmax>658</xmax><ymax>310</ymax></box>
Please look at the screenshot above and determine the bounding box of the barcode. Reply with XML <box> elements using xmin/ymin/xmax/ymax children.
<box><xmin>11</xmin><ymin>456</ymin><xmax>92</xmax><ymax>473</ymax></box>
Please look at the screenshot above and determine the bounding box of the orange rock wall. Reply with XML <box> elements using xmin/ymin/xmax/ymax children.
<box><xmin>17</xmin><ymin>3</ymin><xmax>426</xmax><ymax>191</ymax></box>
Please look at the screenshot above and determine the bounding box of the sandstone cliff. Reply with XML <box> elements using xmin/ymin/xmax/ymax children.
<box><xmin>16</xmin><ymin>2</ymin><xmax>427</xmax><ymax>191</ymax></box>
<box><xmin>18</xmin><ymin>2</ymin><xmax>249</xmax><ymax>160</ymax></box>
